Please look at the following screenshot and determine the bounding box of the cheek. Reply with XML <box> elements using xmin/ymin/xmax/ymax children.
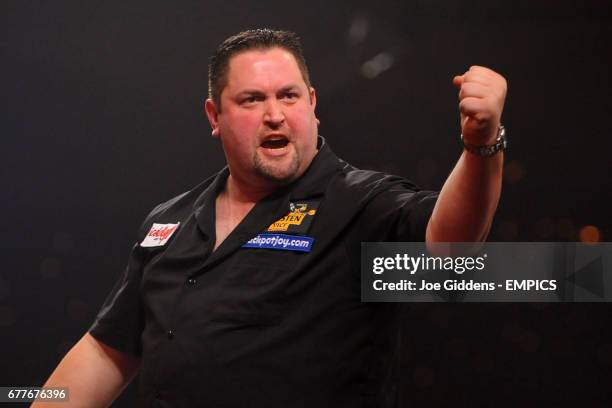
<box><xmin>220</xmin><ymin>111</ymin><xmax>260</xmax><ymax>139</ymax></box>
<box><xmin>219</xmin><ymin>113</ymin><xmax>262</xmax><ymax>161</ymax></box>
<box><xmin>287</xmin><ymin>106</ymin><xmax>315</xmax><ymax>132</ymax></box>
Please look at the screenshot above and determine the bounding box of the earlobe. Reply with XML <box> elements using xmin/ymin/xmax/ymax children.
<box><xmin>204</xmin><ymin>99</ymin><xmax>220</xmax><ymax>138</ymax></box>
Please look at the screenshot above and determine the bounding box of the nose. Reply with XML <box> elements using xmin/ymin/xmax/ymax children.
<box><xmin>263</xmin><ymin>100</ymin><xmax>285</xmax><ymax>129</ymax></box>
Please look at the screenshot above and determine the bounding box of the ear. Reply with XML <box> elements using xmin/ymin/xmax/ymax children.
<box><xmin>204</xmin><ymin>98</ymin><xmax>220</xmax><ymax>138</ymax></box>
<box><xmin>309</xmin><ymin>87</ymin><xmax>320</xmax><ymax>125</ymax></box>
<box><xmin>309</xmin><ymin>87</ymin><xmax>317</xmax><ymax>110</ymax></box>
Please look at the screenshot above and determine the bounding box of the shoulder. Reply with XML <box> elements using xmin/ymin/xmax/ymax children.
<box><xmin>333</xmin><ymin>160</ymin><xmax>421</xmax><ymax>198</ymax></box>
<box><xmin>331</xmin><ymin>158</ymin><xmax>438</xmax><ymax>217</ymax></box>
<box><xmin>136</xmin><ymin>172</ymin><xmax>220</xmax><ymax>236</ymax></box>
<box><xmin>152</xmin><ymin>176</ymin><xmax>214</xmax><ymax>216</ymax></box>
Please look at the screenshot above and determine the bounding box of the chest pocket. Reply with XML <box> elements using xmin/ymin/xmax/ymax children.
<box><xmin>211</xmin><ymin>248</ymin><xmax>300</xmax><ymax>327</ymax></box>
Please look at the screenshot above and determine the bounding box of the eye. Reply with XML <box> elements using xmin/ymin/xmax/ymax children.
<box><xmin>240</xmin><ymin>95</ymin><xmax>264</xmax><ymax>105</ymax></box>
<box><xmin>281</xmin><ymin>92</ymin><xmax>299</xmax><ymax>101</ymax></box>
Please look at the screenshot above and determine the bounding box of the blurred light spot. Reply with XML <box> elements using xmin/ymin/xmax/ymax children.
<box><xmin>416</xmin><ymin>157</ymin><xmax>437</xmax><ymax>185</ymax></box>
<box><xmin>361</xmin><ymin>52</ymin><xmax>394</xmax><ymax>79</ymax></box>
<box><xmin>67</xmin><ymin>299</ymin><xmax>89</xmax><ymax>322</ymax></box>
<box><xmin>503</xmin><ymin>160</ymin><xmax>524</xmax><ymax>183</ymax></box>
<box><xmin>497</xmin><ymin>220</ymin><xmax>519</xmax><ymax>240</ymax></box>
<box><xmin>0</xmin><ymin>305</ymin><xmax>17</xmax><ymax>327</ymax></box>
<box><xmin>348</xmin><ymin>15</ymin><xmax>369</xmax><ymax>45</ymax></box>
<box><xmin>53</xmin><ymin>232</ymin><xmax>75</xmax><ymax>253</ymax></box>
<box><xmin>579</xmin><ymin>225</ymin><xmax>601</xmax><ymax>243</ymax></box>
<box><xmin>413</xmin><ymin>367</ymin><xmax>435</xmax><ymax>388</ymax></box>
<box><xmin>40</xmin><ymin>257</ymin><xmax>61</xmax><ymax>279</ymax></box>
<box><xmin>534</xmin><ymin>217</ymin><xmax>554</xmax><ymax>239</ymax></box>
<box><xmin>557</xmin><ymin>218</ymin><xmax>576</xmax><ymax>240</ymax></box>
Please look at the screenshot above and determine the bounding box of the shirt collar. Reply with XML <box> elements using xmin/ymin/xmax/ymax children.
<box><xmin>286</xmin><ymin>135</ymin><xmax>343</xmax><ymax>200</ymax></box>
<box><xmin>194</xmin><ymin>135</ymin><xmax>342</xmax><ymax>210</ymax></box>
<box><xmin>192</xmin><ymin>136</ymin><xmax>342</xmax><ymax>261</ymax></box>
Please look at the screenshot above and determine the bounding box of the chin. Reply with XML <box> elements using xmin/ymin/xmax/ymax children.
<box><xmin>255</xmin><ymin>166</ymin><xmax>300</xmax><ymax>185</ymax></box>
<box><xmin>257</xmin><ymin>161</ymin><xmax>303</xmax><ymax>184</ymax></box>
<box><xmin>254</xmin><ymin>154</ymin><xmax>301</xmax><ymax>184</ymax></box>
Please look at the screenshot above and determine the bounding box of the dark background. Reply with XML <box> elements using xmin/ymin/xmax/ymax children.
<box><xmin>1</xmin><ymin>0</ymin><xmax>611</xmax><ymax>406</ymax></box>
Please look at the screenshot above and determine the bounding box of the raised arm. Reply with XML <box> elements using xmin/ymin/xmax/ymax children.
<box><xmin>32</xmin><ymin>333</ymin><xmax>140</xmax><ymax>408</ymax></box>
<box><xmin>426</xmin><ymin>65</ymin><xmax>507</xmax><ymax>243</ymax></box>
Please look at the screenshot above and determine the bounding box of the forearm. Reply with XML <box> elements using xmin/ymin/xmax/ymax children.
<box><xmin>32</xmin><ymin>333</ymin><xmax>140</xmax><ymax>408</ymax></box>
<box><xmin>426</xmin><ymin>149</ymin><xmax>503</xmax><ymax>242</ymax></box>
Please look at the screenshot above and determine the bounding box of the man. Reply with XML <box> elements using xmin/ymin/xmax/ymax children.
<box><xmin>35</xmin><ymin>29</ymin><xmax>506</xmax><ymax>407</ymax></box>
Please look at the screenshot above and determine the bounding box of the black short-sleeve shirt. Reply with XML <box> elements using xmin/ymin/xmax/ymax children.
<box><xmin>90</xmin><ymin>137</ymin><xmax>438</xmax><ymax>407</ymax></box>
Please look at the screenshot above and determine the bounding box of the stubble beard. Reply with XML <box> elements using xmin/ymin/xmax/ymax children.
<box><xmin>253</xmin><ymin>148</ymin><xmax>301</xmax><ymax>185</ymax></box>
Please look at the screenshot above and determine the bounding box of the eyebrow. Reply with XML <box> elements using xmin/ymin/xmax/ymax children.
<box><xmin>235</xmin><ymin>89</ymin><xmax>265</xmax><ymax>98</ymax></box>
<box><xmin>235</xmin><ymin>84</ymin><xmax>302</xmax><ymax>98</ymax></box>
<box><xmin>277</xmin><ymin>84</ymin><xmax>302</xmax><ymax>94</ymax></box>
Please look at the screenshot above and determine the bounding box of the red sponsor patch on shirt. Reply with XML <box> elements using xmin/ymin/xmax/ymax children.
<box><xmin>140</xmin><ymin>223</ymin><xmax>180</xmax><ymax>247</ymax></box>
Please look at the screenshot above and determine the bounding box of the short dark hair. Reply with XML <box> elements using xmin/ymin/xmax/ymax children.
<box><xmin>208</xmin><ymin>28</ymin><xmax>312</xmax><ymax>111</ymax></box>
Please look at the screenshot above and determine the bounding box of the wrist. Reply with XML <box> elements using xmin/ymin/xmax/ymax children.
<box><xmin>461</xmin><ymin>125</ymin><xmax>507</xmax><ymax>157</ymax></box>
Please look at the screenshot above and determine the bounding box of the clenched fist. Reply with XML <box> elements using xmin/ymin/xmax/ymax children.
<box><xmin>453</xmin><ymin>66</ymin><xmax>507</xmax><ymax>146</ymax></box>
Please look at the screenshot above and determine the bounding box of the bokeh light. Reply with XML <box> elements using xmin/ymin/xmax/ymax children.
<box><xmin>503</xmin><ymin>160</ymin><xmax>525</xmax><ymax>183</ymax></box>
<box><xmin>579</xmin><ymin>225</ymin><xmax>601</xmax><ymax>243</ymax></box>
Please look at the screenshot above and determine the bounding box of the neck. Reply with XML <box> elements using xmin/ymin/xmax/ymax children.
<box><xmin>223</xmin><ymin>174</ymin><xmax>277</xmax><ymax>205</ymax></box>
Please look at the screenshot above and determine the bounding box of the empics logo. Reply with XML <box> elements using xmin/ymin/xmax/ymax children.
<box><xmin>140</xmin><ymin>223</ymin><xmax>180</xmax><ymax>247</ymax></box>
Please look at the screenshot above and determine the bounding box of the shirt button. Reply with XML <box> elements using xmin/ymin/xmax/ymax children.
<box><xmin>187</xmin><ymin>278</ymin><xmax>196</xmax><ymax>285</ymax></box>
<box><xmin>167</xmin><ymin>330</ymin><xmax>174</xmax><ymax>339</ymax></box>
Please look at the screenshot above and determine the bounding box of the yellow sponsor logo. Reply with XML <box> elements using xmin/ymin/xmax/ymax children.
<box><xmin>268</xmin><ymin>212</ymin><xmax>306</xmax><ymax>232</ymax></box>
<box><xmin>267</xmin><ymin>208</ymin><xmax>317</xmax><ymax>232</ymax></box>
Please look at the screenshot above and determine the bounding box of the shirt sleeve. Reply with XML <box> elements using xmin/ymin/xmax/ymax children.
<box><xmin>387</xmin><ymin>187</ymin><xmax>438</xmax><ymax>241</ymax></box>
<box><xmin>88</xmin><ymin>212</ymin><xmax>156</xmax><ymax>356</ymax></box>
<box><xmin>358</xmin><ymin>176</ymin><xmax>439</xmax><ymax>242</ymax></box>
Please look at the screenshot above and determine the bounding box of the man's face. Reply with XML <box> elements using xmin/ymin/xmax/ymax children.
<box><xmin>205</xmin><ymin>47</ymin><xmax>318</xmax><ymax>189</ymax></box>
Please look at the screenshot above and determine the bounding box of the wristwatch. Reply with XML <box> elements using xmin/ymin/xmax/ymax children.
<box><xmin>461</xmin><ymin>125</ymin><xmax>507</xmax><ymax>157</ymax></box>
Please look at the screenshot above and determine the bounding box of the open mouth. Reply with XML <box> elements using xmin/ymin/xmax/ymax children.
<box><xmin>261</xmin><ymin>137</ymin><xmax>289</xmax><ymax>149</ymax></box>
